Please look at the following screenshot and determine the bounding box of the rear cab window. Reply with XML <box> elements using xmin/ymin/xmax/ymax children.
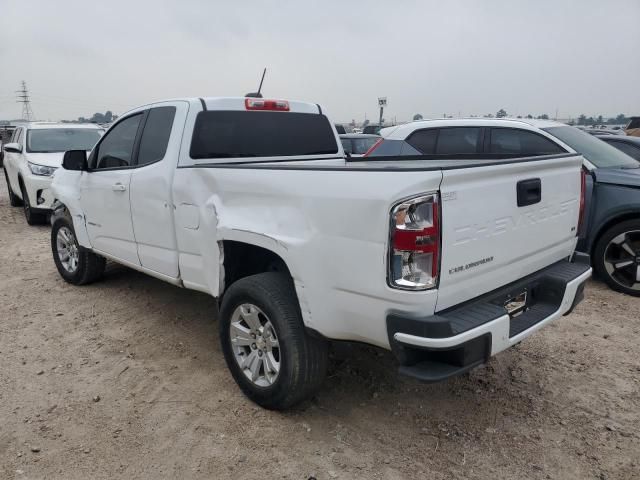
<box><xmin>190</xmin><ymin>111</ymin><xmax>338</xmax><ymax>159</ymax></box>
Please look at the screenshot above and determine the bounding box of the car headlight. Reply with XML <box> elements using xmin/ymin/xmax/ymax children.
<box><xmin>28</xmin><ymin>162</ymin><xmax>57</xmax><ymax>176</ymax></box>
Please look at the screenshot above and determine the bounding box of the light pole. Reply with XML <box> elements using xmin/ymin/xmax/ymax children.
<box><xmin>378</xmin><ymin>97</ymin><xmax>387</xmax><ymax>129</ymax></box>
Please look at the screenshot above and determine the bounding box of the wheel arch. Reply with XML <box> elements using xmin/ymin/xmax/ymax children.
<box><xmin>590</xmin><ymin>210</ymin><xmax>640</xmax><ymax>255</ymax></box>
<box><xmin>221</xmin><ymin>239</ymin><xmax>294</xmax><ymax>293</ymax></box>
<box><xmin>218</xmin><ymin>237</ymin><xmax>314</xmax><ymax>329</ymax></box>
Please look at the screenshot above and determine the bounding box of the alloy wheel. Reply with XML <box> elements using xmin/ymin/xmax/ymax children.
<box><xmin>56</xmin><ymin>226</ymin><xmax>80</xmax><ymax>273</ymax></box>
<box><xmin>603</xmin><ymin>230</ymin><xmax>640</xmax><ymax>292</ymax></box>
<box><xmin>229</xmin><ymin>303</ymin><xmax>281</xmax><ymax>387</ymax></box>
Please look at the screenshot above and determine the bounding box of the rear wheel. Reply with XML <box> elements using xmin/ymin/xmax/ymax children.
<box><xmin>19</xmin><ymin>180</ymin><xmax>46</xmax><ymax>225</ymax></box>
<box><xmin>3</xmin><ymin>169</ymin><xmax>22</xmax><ymax>207</ymax></box>
<box><xmin>51</xmin><ymin>216</ymin><xmax>106</xmax><ymax>285</ymax></box>
<box><xmin>219</xmin><ymin>272</ymin><xmax>328</xmax><ymax>410</ymax></box>
<box><xmin>593</xmin><ymin>219</ymin><xmax>640</xmax><ymax>296</ymax></box>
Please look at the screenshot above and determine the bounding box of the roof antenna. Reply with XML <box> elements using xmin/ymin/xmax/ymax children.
<box><xmin>245</xmin><ymin>68</ymin><xmax>266</xmax><ymax>98</ymax></box>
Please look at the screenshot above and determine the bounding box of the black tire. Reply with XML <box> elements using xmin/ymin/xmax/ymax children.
<box><xmin>593</xmin><ymin>219</ymin><xmax>640</xmax><ymax>297</ymax></box>
<box><xmin>19</xmin><ymin>179</ymin><xmax>46</xmax><ymax>225</ymax></box>
<box><xmin>3</xmin><ymin>168</ymin><xmax>22</xmax><ymax>207</ymax></box>
<box><xmin>219</xmin><ymin>272</ymin><xmax>328</xmax><ymax>410</ymax></box>
<box><xmin>51</xmin><ymin>216</ymin><xmax>106</xmax><ymax>285</ymax></box>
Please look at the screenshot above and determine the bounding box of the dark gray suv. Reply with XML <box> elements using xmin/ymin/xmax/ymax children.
<box><xmin>366</xmin><ymin>119</ymin><xmax>640</xmax><ymax>296</ymax></box>
<box><xmin>543</xmin><ymin>126</ymin><xmax>640</xmax><ymax>296</ymax></box>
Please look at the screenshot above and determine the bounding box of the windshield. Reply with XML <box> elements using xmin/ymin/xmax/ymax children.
<box><xmin>544</xmin><ymin>126</ymin><xmax>638</xmax><ymax>169</ymax></box>
<box><xmin>27</xmin><ymin>128</ymin><xmax>103</xmax><ymax>153</ymax></box>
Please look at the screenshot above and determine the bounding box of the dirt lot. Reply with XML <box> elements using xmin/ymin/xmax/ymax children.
<box><xmin>0</xmin><ymin>180</ymin><xmax>638</xmax><ymax>480</ymax></box>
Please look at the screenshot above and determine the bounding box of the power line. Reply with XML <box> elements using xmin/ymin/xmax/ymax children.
<box><xmin>16</xmin><ymin>80</ymin><xmax>35</xmax><ymax>121</ymax></box>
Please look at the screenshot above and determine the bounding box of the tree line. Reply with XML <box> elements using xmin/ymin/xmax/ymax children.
<box><xmin>411</xmin><ymin>110</ymin><xmax>630</xmax><ymax>125</ymax></box>
<box><xmin>61</xmin><ymin>111</ymin><xmax>117</xmax><ymax>124</ymax></box>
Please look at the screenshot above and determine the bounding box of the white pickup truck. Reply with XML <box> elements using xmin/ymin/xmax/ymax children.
<box><xmin>50</xmin><ymin>97</ymin><xmax>591</xmax><ymax>409</ymax></box>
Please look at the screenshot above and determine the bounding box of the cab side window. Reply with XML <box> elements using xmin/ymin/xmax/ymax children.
<box><xmin>93</xmin><ymin>114</ymin><xmax>143</xmax><ymax>169</ymax></box>
<box><xmin>137</xmin><ymin>107</ymin><xmax>176</xmax><ymax>166</ymax></box>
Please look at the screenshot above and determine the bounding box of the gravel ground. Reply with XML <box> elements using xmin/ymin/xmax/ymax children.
<box><xmin>0</xmin><ymin>179</ymin><xmax>639</xmax><ymax>480</ymax></box>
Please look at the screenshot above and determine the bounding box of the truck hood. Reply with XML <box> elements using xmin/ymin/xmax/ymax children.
<box><xmin>594</xmin><ymin>167</ymin><xmax>640</xmax><ymax>188</ymax></box>
<box><xmin>25</xmin><ymin>152</ymin><xmax>65</xmax><ymax>168</ymax></box>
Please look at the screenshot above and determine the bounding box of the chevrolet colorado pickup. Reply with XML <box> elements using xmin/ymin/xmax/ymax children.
<box><xmin>49</xmin><ymin>97</ymin><xmax>591</xmax><ymax>409</ymax></box>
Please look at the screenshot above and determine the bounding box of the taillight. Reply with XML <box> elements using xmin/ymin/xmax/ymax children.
<box><xmin>363</xmin><ymin>138</ymin><xmax>383</xmax><ymax>157</ymax></box>
<box><xmin>388</xmin><ymin>193</ymin><xmax>440</xmax><ymax>290</ymax></box>
<box><xmin>578</xmin><ymin>169</ymin><xmax>586</xmax><ymax>236</ymax></box>
<box><xmin>245</xmin><ymin>98</ymin><xmax>290</xmax><ymax>111</ymax></box>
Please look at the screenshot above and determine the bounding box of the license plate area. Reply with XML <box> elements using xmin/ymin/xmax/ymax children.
<box><xmin>504</xmin><ymin>289</ymin><xmax>528</xmax><ymax>318</ymax></box>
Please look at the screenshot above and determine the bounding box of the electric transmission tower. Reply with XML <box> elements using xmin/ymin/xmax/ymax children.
<box><xmin>16</xmin><ymin>80</ymin><xmax>35</xmax><ymax>121</ymax></box>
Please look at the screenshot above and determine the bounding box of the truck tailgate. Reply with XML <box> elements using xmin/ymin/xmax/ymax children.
<box><xmin>436</xmin><ymin>155</ymin><xmax>583</xmax><ymax>311</ymax></box>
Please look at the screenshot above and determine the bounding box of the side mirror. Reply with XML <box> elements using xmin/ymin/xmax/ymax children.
<box><xmin>3</xmin><ymin>142</ymin><xmax>22</xmax><ymax>153</ymax></box>
<box><xmin>62</xmin><ymin>150</ymin><xmax>88</xmax><ymax>171</ymax></box>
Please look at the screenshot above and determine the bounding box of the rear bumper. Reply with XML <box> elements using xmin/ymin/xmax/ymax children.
<box><xmin>387</xmin><ymin>258</ymin><xmax>591</xmax><ymax>382</ymax></box>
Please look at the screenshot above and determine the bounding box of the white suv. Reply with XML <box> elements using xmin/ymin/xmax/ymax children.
<box><xmin>3</xmin><ymin>123</ymin><xmax>103</xmax><ymax>224</ymax></box>
<box><xmin>365</xmin><ymin>118</ymin><xmax>571</xmax><ymax>158</ymax></box>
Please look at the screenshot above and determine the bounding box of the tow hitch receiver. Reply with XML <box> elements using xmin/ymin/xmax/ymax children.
<box><xmin>505</xmin><ymin>290</ymin><xmax>528</xmax><ymax>317</ymax></box>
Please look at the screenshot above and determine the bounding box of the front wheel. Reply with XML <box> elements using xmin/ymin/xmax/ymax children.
<box><xmin>219</xmin><ymin>272</ymin><xmax>328</xmax><ymax>410</ymax></box>
<box><xmin>51</xmin><ymin>216</ymin><xmax>106</xmax><ymax>285</ymax></box>
<box><xmin>593</xmin><ymin>219</ymin><xmax>640</xmax><ymax>296</ymax></box>
<box><xmin>19</xmin><ymin>180</ymin><xmax>46</xmax><ymax>225</ymax></box>
<box><xmin>3</xmin><ymin>169</ymin><xmax>22</xmax><ymax>207</ymax></box>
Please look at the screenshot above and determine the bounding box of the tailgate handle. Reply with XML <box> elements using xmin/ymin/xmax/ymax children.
<box><xmin>517</xmin><ymin>178</ymin><xmax>541</xmax><ymax>207</ymax></box>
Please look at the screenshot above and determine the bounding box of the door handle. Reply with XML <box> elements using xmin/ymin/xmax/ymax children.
<box><xmin>516</xmin><ymin>178</ymin><xmax>541</xmax><ymax>207</ymax></box>
<box><xmin>112</xmin><ymin>183</ymin><xmax>127</xmax><ymax>192</ymax></box>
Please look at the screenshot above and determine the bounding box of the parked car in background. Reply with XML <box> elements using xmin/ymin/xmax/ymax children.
<box><xmin>334</xmin><ymin>124</ymin><xmax>346</xmax><ymax>134</ymax></box>
<box><xmin>625</xmin><ymin>117</ymin><xmax>640</xmax><ymax>137</ymax></box>
<box><xmin>0</xmin><ymin>125</ymin><xmax>18</xmax><ymax>167</ymax></box>
<box><xmin>366</xmin><ymin>118</ymin><xmax>568</xmax><ymax>158</ymax></box>
<box><xmin>48</xmin><ymin>97</ymin><xmax>589</xmax><ymax>409</ymax></box>
<box><xmin>363</xmin><ymin>124</ymin><xmax>386</xmax><ymax>135</ymax></box>
<box><xmin>542</xmin><ymin>126</ymin><xmax>640</xmax><ymax>296</ymax></box>
<box><xmin>2</xmin><ymin>123</ymin><xmax>103</xmax><ymax>224</ymax></box>
<box><xmin>366</xmin><ymin>118</ymin><xmax>640</xmax><ymax>296</ymax></box>
<box><xmin>339</xmin><ymin>133</ymin><xmax>379</xmax><ymax>157</ymax></box>
<box><xmin>583</xmin><ymin>128</ymin><xmax>624</xmax><ymax>137</ymax></box>
<box><xmin>599</xmin><ymin>135</ymin><xmax>640</xmax><ymax>161</ymax></box>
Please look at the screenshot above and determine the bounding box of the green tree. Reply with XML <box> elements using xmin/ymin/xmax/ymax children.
<box><xmin>496</xmin><ymin>108</ymin><xmax>507</xmax><ymax>118</ymax></box>
<box><xmin>596</xmin><ymin>115</ymin><xmax>603</xmax><ymax>124</ymax></box>
<box><xmin>577</xmin><ymin>114</ymin><xmax>587</xmax><ymax>126</ymax></box>
<box><xmin>413</xmin><ymin>113</ymin><xmax>423</xmax><ymax>121</ymax></box>
<box><xmin>526</xmin><ymin>114</ymin><xmax>533</xmax><ymax>119</ymax></box>
<box><xmin>615</xmin><ymin>114</ymin><xmax>627</xmax><ymax>125</ymax></box>
<box><xmin>537</xmin><ymin>114</ymin><xmax>549</xmax><ymax>120</ymax></box>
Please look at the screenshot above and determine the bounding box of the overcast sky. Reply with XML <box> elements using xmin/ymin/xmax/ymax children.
<box><xmin>1</xmin><ymin>0</ymin><xmax>639</xmax><ymax>123</ymax></box>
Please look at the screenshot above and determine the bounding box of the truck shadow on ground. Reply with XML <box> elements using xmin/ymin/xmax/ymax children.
<box><xmin>93</xmin><ymin>263</ymin><xmax>535</xmax><ymax>429</ymax></box>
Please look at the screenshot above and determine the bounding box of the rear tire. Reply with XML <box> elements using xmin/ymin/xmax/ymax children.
<box><xmin>51</xmin><ymin>216</ymin><xmax>106</xmax><ymax>285</ymax></box>
<box><xmin>593</xmin><ymin>219</ymin><xmax>640</xmax><ymax>297</ymax></box>
<box><xmin>3</xmin><ymin>169</ymin><xmax>22</xmax><ymax>207</ymax></box>
<box><xmin>219</xmin><ymin>272</ymin><xmax>328</xmax><ymax>410</ymax></box>
<box><xmin>19</xmin><ymin>179</ymin><xmax>46</xmax><ymax>225</ymax></box>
